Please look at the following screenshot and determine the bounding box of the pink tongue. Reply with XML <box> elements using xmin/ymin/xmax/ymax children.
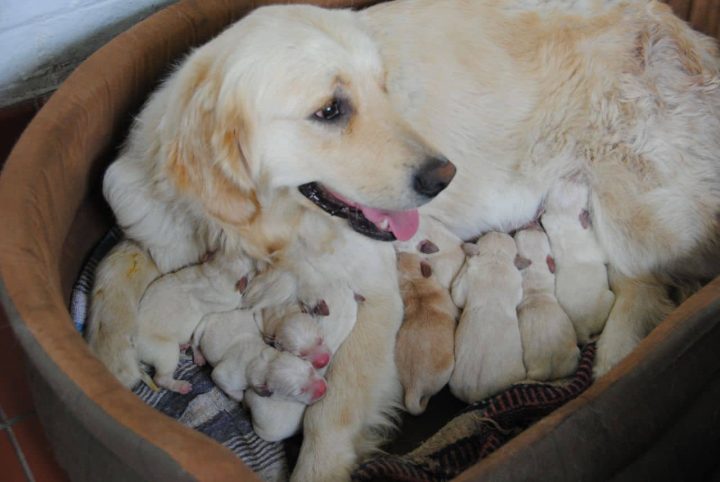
<box><xmin>327</xmin><ymin>188</ymin><xmax>420</xmax><ymax>241</ymax></box>
<box><xmin>360</xmin><ymin>207</ymin><xmax>419</xmax><ymax>241</ymax></box>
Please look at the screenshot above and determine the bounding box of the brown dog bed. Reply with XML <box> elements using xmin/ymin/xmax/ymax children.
<box><xmin>1</xmin><ymin>1</ymin><xmax>719</xmax><ymax>481</ymax></box>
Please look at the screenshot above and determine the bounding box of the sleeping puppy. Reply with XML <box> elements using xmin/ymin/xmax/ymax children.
<box><xmin>242</xmin><ymin>259</ymin><xmax>361</xmax><ymax>440</ymax></box>
<box><xmin>449</xmin><ymin>232</ymin><xmax>526</xmax><ymax>402</ymax></box>
<box><xmin>514</xmin><ymin>227</ymin><xmax>580</xmax><ymax>380</ymax></box>
<box><xmin>194</xmin><ymin>309</ymin><xmax>327</xmax><ymax>404</ymax></box>
<box><xmin>135</xmin><ymin>254</ymin><xmax>253</xmax><ymax>393</ymax></box>
<box><xmin>395</xmin><ymin>252</ymin><xmax>457</xmax><ymax>415</ymax></box>
<box><xmin>541</xmin><ymin>181</ymin><xmax>615</xmax><ymax>343</ymax></box>
<box><xmin>394</xmin><ymin>215</ymin><xmax>465</xmax><ymax>289</ymax></box>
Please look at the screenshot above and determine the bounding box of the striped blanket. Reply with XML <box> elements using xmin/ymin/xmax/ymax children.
<box><xmin>72</xmin><ymin>228</ymin><xmax>594</xmax><ymax>482</ymax></box>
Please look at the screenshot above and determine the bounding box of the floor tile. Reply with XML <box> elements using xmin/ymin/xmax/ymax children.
<box><xmin>12</xmin><ymin>416</ymin><xmax>70</xmax><ymax>482</ymax></box>
<box><xmin>0</xmin><ymin>324</ymin><xmax>34</xmax><ymax>421</ymax></box>
<box><xmin>0</xmin><ymin>429</ymin><xmax>30</xmax><ymax>482</ymax></box>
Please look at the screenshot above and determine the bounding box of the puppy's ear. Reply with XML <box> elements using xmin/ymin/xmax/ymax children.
<box><xmin>253</xmin><ymin>384</ymin><xmax>273</xmax><ymax>398</ymax></box>
<box><xmin>164</xmin><ymin>54</ymin><xmax>259</xmax><ymax>227</ymax></box>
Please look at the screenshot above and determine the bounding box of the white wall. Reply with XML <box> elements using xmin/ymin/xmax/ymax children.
<box><xmin>0</xmin><ymin>0</ymin><xmax>177</xmax><ymax>107</ymax></box>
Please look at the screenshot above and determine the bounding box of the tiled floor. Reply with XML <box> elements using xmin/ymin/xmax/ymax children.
<box><xmin>1</xmin><ymin>99</ymin><xmax>71</xmax><ymax>481</ymax></box>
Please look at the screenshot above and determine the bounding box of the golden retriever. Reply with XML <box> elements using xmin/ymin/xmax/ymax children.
<box><xmin>88</xmin><ymin>1</ymin><xmax>720</xmax><ymax>480</ymax></box>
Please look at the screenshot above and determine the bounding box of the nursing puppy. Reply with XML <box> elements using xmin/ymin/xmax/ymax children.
<box><xmin>195</xmin><ymin>309</ymin><xmax>327</xmax><ymax>404</ymax></box>
<box><xmin>395</xmin><ymin>252</ymin><xmax>457</xmax><ymax>415</ymax></box>
<box><xmin>515</xmin><ymin>228</ymin><xmax>580</xmax><ymax>380</ymax></box>
<box><xmin>449</xmin><ymin>232</ymin><xmax>526</xmax><ymax>402</ymax></box>
<box><xmin>135</xmin><ymin>254</ymin><xmax>252</xmax><ymax>393</ymax></box>
<box><xmin>90</xmin><ymin>1</ymin><xmax>719</xmax><ymax>479</ymax></box>
<box><xmin>541</xmin><ymin>181</ymin><xmax>615</xmax><ymax>343</ymax></box>
<box><xmin>394</xmin><ymin>215</ymin><xmax>465</xmax><ymax>289</ymax></box>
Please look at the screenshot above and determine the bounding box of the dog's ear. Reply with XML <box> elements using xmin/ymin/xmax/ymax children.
<box><xmin>164</xmin><ymin>54</ymin><xmax>259</xmax><ymax>228</ymax></box>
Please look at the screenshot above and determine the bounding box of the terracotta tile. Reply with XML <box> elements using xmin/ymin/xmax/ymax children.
<box><xmin>12</xmin><ymin>416</ymin><xmax>70</xmax><ymax>482</ymax></box>
<box><xmin>0</xmin><ymin>325</ymin><xmax>35</xmax><ymax>420</ymax></box>
<box><xmin>0</xmin><ymin>429</ymin><xmax>29</xmax><ymax>482</ymax></box>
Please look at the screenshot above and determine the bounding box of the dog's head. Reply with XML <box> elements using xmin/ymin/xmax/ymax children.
<box><xmin>110</xmin><ymin>5</ymin><xmax>456</xmax><ymax>261</ymax></box>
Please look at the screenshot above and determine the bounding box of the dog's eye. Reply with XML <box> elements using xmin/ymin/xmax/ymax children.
<box><xmin>313</xmin><ymin>99</ymin><xmax>343</xmax><ymax>122</ymax></box>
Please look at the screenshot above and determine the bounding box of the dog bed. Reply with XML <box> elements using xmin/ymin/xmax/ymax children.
<box><xmin>1</xmin><ymin>1</ymin><xmax>719</xmax><ymax>481</ymax></box>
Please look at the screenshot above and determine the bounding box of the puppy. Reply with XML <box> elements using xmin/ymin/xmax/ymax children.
<box><xmin>514</xmin><ymin>227</ymin><xmax>580</xmax><ymax>380</ymax></box>
<box><xmin>195</xmin><ymin>309</ymin><xmax>327</xmax><ymax>404</ymax></box>
<box><xmin>541</xmin><ymin>181</ymin><xmax>615</xmax><ymax>343</ymax></box>
<box><xmin>394</xmin><ymin>215</ymin><xmax>465</xmax><ymax>290</ymax></box>
<box><xmin>135</xmin><ymin>254</ymin><xmax>253</xmax><ymax>393</ymax></box>
<box><xmin>449</xmin><ymin>232</ymin><xmax>526</xmax><ymax>402</ymax></box>
<box><xmin>261</xmin><ymin>303</ymin><xmax>332</xmax><ymax>370</ymax></box>
<box><xmin>395</xmin><ymin>252</ymin><xmax>457</xmax><ymax>415</ymax></box>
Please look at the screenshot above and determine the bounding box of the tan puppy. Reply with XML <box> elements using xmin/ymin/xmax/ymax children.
<box><xmin>135</xmin><ymin>254</ymin><xmax>253</xmax><ymax>393</ymax></box>
<box><xmin>449</xmin><ymin>232</ymin><xmax>526</xmax><ymax>402</ymax></box>
<box><xmin>395</xmin><ymin>252</ymin><xmax>457</xmax><ymax>415</ymax></box>
<box><xmin>542</xmin><ymin>181</ymin><xmax>615</xmax><ymax>343</ymax></box>
<box><xmin>394</xmin><ymin>215</ymin><xmax>465</xmax><ymax>290</ymax></box>
<box><xmin>514</xmin><ymin>228</ymin><xmax>580</xmax><ymax>380</ymax></box>
<box><xmin>195</xmin><ymin>309</ymin><xmax>327</xmax><ymax>404</ymax></box>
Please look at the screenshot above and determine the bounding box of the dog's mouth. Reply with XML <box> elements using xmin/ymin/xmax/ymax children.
<box><xmin>298</xmin><ymin>182</ymin><xmax>419</xmax><ymax>241</ymax></box>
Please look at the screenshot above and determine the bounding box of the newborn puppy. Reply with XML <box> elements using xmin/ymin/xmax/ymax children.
<box><xmin>395</xmin><ymin>252</ymin><xmax>457</xmax><ymax>415</ymax></box>
<box><xmin>195</xmin><ymin>309</ymin><xmax>327</xmax><ymax>404</ymax></box>
<box><xmin>244</xmin><ymin>391</ymin><xmax>307</xmax><ymax>442</ymax></box>
<box><xmin>135</xmin><ymin>254</ymin><xmax>252</xmax><ymax>393</ymax></box>
<box><xmin>261</xmin><ymin>303</ymin><xmax>331</xmax><ymax>369</ymax></box>
<box><xmin>514</xmin><ymin>227</ymin><xmax>580</xmax><ymax>380</ymax></box>
<box><xmin>394</xmin><ymin>215</ymin><xmax>465</xmax><ymax>289</ymax></box>
<box><xmin>541</xmin><ymin>181</ymin><xmax>615</xmax><ymax>343</ymax></box>
<box><xmin>449</xmin><ymin>232</ymin><xmax>526</xmax><ymax>403</ymax></box>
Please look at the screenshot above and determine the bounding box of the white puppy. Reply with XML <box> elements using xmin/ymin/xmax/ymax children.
<box><xmin>449</xmin><ymin>232</ymin><xmax>526</xmax><ymax>403</ymax></box>
<box><xmin>394</xmin><ymin>215</ymin><xmax>465</xmax><ymax>290</ymax></box>
<box><xmin>541</xmin><ymin>181</ymin><xmax>615</xmax><ymax>343</ymax></box>
<box><xmin>514</xmin><ymin>227</ymin><xmax>580</xmax><ymax>380</ymax></box>
<box><xmin>195</xmin><ymin>309</ymin><xmax>327</xmax><ymax>404</ymax></box>
<box><xmin>261</xmin><ymin>303</ymin><xmax>332</xmax><ymax>370</ymax></box>
<box><xmin>135</xmin><ymin>254</ymin><xmax>253</xmax><ymax>393</ymax></box>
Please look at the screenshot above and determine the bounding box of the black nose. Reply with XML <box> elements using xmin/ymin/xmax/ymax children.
<box><xmin>413</xmin><ymin>157</ymin><xmax>456</xmax><ymax>198</ymax></box>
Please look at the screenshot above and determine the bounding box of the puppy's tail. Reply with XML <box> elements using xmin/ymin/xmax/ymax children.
<box><xmin>86</xmin><ymin>240</ymin><xmax>160</xmax><ymax>388</ymax></box>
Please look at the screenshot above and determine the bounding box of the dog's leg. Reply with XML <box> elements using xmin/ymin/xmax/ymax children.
<box><xmin>87</xmin><ymin>240</ymin><xmax>160</xmax><ymax>388</ymax></box>
<box><xmin>594</xmin><ymin>268</ymin><xmax>675</xmax><ymax>378</ymax></box>
<box><xmin>291</xmin><ymin>292</ymin><xmax>403</xmax><ymax>482</ymax></box>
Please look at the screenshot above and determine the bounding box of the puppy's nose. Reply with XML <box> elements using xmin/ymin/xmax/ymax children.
<box><xmin>413</xmin><ymin>157</ymin><xmax>456</xmax><ymax>198</ymax></box>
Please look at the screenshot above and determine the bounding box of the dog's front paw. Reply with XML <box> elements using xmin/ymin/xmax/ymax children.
<box><xmin>593</xmin><ymin>329</ymin><xmax>639</xmax><ymax>379</ymax></box>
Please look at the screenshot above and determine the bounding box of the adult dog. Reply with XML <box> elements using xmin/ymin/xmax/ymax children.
<box><xmin>88</xmin><ymin>0</ymin><xmax>720</xmax><ymax>480</ymax></box>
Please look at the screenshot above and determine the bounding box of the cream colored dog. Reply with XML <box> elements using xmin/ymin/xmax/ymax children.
<box><xmin>450</xmin><ymin>233</ymin><xmax>526</xmax><ymax>402</ymax></box>
<box><xmin>515</xmin><ymin>227</ymin><xmax>581</xmax><ymax>380</ymax></box>
<box><xmin>195</xmin><ymin>309</ymin><xmax>328</xmax><ymax>404</ymax></box>
<box><xmin>134</xmin><ymin>254</ymin><xmax>253</xmax><ymax>393</ymax></box>
<box><xmin>395</xmin><ymin>252</ymin><xmax>457</xmax><ymax>415</ymax></box>
<box><xmin>89</xmin><ymin>1</ymin><xmax>720</xmax><ymax>480</ymax></box>
<box><xmin>541</xmin><ymin>181</ymin><xmax>616</xmax><ymax>343</ymax></box>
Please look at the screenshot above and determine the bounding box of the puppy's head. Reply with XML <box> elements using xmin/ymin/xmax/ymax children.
<box><xmin>249</xmin><ymin>351</ymin><xmax>327</xmax><ymax>404</ymax></box>
<box><xmin>274</xmin><ymin>313</ymin><xmax>331</xmax><ymax>369</ymax></box>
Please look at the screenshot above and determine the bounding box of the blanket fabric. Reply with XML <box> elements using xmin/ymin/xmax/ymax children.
<box><xmin>72</xmin><ymin>228</ymin><xmax>594</xmax><ymax>482</ymax></box>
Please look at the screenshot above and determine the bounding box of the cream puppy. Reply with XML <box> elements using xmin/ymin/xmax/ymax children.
<box><xmin>395</xmin><ymin>252</ymin><xmax>457</xmax><ymax>415</ymax></box>
<box><xmin>394</xmin><ymin>215</ymin><xmax>465</xmax><ymax>290</ymax></box>
<box><xmin>541</xmin><ymin>181</ymin><xmax>615</xmax><ymax>343</ymax></box>
<box><xmin>449</xmin><ymin>232</ymin><xmax>526</xmax><ymax>403</ymax></box>
<box><xmin>514</xmin><ymin>228</ymin><xmax>580</xmax><ymax>380</ymax></box>
<box><xmin>243</xmin><ymin>265</ymin><xmax>360</xmax><ymax>441</ymax></box>
<box><xmin>195</xmin><ymin>309</ymin><xmax>327</xmax><ymax>404</ymax></box>
<box><xmin>135</xmin><ymin>254</ymin><xmax>253</xmax><ymax>393</ymax></box>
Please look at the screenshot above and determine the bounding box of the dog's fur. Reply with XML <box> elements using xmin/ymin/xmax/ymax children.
<box><xmin>541</xmin><ymin>181</ymin><xmax>615</xmax><ymax>343</ymax></box>
<box><xmin>450</xmin><ymin>233</ymin><xmax>526</xmax><ymax>402</ymax></box>
<box><xmin>515</xmin><ymin>228</ymin><xmax>581</xmax><ymax>380</ymax></box>
<box><xmin>395</xmin><ymin>252</ymin><xmax>457</xmax><ymax>414</ymax></box>
<box><xmin>88</xmin><ymin>1</ymin><xmax>720</xmax><ymax>479</ymax></box>
<box><xmin>195</xmin><ymin>309</ymin><xmax>327</xmax><ymax>404</ymax></box>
